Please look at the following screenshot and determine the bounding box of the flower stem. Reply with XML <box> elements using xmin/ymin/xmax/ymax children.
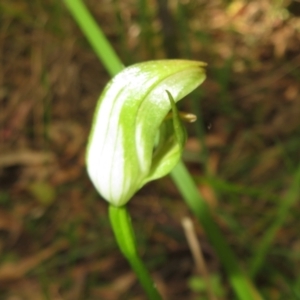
<box><xmin>109</xmin><ymin>205</ymin><xmax>162</xmax><ymax>300</ymax></box>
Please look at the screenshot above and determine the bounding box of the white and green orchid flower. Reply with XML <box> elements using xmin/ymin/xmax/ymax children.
<box><xmin>86</xmin><ymin>60</ymin><xmax>206</xmax><ymax>207</ymax></box>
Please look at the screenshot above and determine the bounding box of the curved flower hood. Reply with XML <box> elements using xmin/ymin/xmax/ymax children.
<box><xmin>86</xmin><ymin>60</ymin><xmax>206</xmax><ymax>206</ymax></box>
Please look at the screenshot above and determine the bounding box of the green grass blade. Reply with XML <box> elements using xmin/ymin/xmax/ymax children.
<box><xmin>250</xmin><ymin>163</ymin><xmax>300</xmax><ymax>277</ymax></box>
<box><xmin>171</xmin><ymin>161</ymin><xmax>263</xmax><ymax>300</ymax></box>
<box><xmin>138</xmin><ymin>0</ymin><xmax>156</xmax><ymax>58</ymax></box>
<box><xmin>112</xmin><ymin>0</ymin><xmax>133</xmax><ymax>64</ymax></box>
<box><xmin>175</xmin><ymin>2</ymin><xmax>209</xmax><ymax>169</ymax></box>
<box><xmin>63</xmin><ymin>0</ymin><xmax>123</xmax><ymax>77</ymax></box>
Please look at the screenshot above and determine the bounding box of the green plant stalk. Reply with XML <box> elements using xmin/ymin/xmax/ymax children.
<box><xmin>171</xmin><ymin>162</ymin><xmax>262</xmax><ymax>300</ymax></box>
<box><xmin>63</xmin><ymin>1</ymin><xmax>262</xmax><ymax>299</ymax></box>
<box><xmin>250</xmin><ymin>163</ymin><xmax>300</xmax><ymax>277</ymax></box>
<box><xmin>109</xmin><ymin>205</ymin><xmax>162</xmax><ymax>300</ymax></box>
